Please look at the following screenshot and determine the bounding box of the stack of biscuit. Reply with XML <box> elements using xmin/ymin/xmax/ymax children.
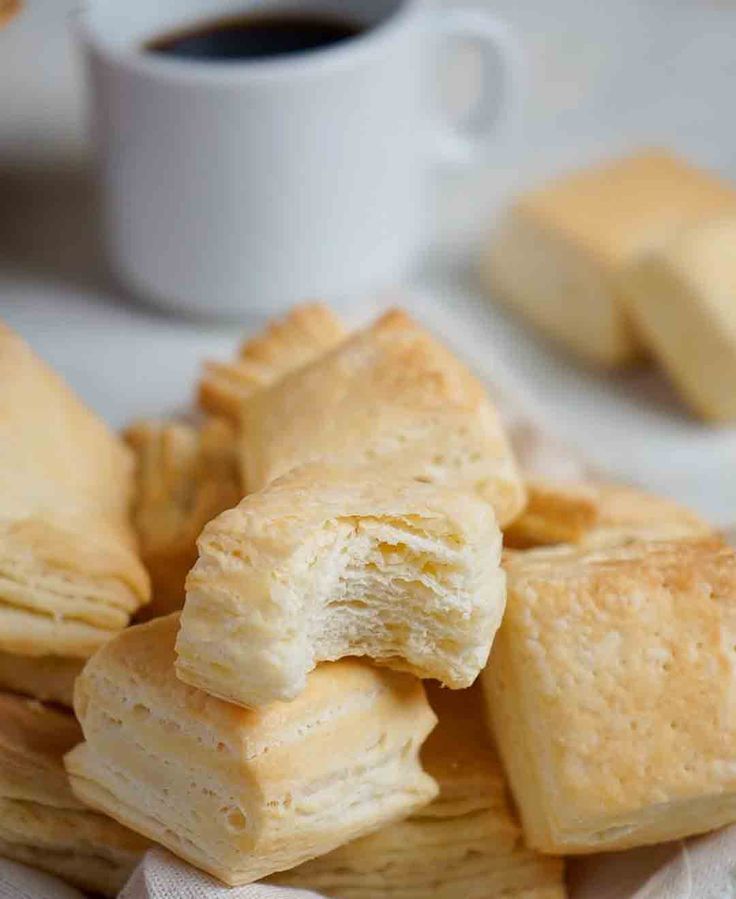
<box><xmin>0</xmin><ymin>326</ymin><xmax>153</xmax><ymax>893</ymax></box>
<box><xmin>3</xmin><ymin>301</ymin><xmax>736</xmax><ymax>899</ymax></box>
<box><xmin>64</xmin><ymin>306</ymin><xmax>557</xmax><ymax>895</ymax></box>
<box><xmin>0</xmin><ymin>323</ymin><xmax>150</xmax><ymax>705</ymax></box>
<box><xmin>0</xmin><ymin>693</ymin><xmax>149</xmax><ymax>895</ymax></box>
<box><xmin>482</xmin><ymin>149</ymin><xmax>736</xmax><ymax>421</ymax></box>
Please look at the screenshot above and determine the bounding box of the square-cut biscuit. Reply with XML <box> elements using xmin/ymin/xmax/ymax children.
<box><xmin>239</xmin><ymin>309</ymin><xmax>525</xmax><ymax>527</ymax></box>
<box><xmin>484</xmin><ymin>538</ymin><xmax>736</xmax><ymax>853</ymax></box>
<box><xmin>66</xmin><ymin>614</ymin><xmax>439</xmax><ymax>886</ymax></box>
<box><xmin>198</xmin><ymin>302</ymin><xmax>346</xmax><ymax>420</ymax></box>
<box><xmin>0</xmin><ymin>692</ymin><xmax>148</xmax><ymax>896</ymax></box>
<box><xmin>178</xmin><ymin>462</ymin><xmax>506</xmax><ymax>707</ymax></box>
<box><xmin>272</xmin><ymin>684</ymin><xmax>566</xmax><ymax>899</ymax></box>
<box><xmin>0</xmin><ymin>322</ymin><xmax>149</xmax><ymax>661</ymax></box>
<box><xmin>621</xmin><ymin>216</ymin><xmax>736</xmax><ymax>421</ymax></box>
<box><xmin>482</xmin><ymin>151</ymin><xmax>736</xmax><ymax>367</ymax></box>
<box><xmin>125</xmin><ymin>416</ymin><xmax>241</xmax><ymax>618</ymax></box>
<box><xmin>504</xmin><ymin>480</ymin><xmax>711</xmax><ymax>550</ymax></box>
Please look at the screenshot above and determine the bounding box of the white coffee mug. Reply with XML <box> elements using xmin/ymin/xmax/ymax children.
<box><xmin>79</xmin><ymin>0</ymin><xmax>519</xmax><ymax>318</ymax></box>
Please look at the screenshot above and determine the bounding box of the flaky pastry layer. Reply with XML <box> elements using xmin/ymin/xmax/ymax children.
<box><xmin>179</xmin><ymin>462</ymin><xmax>505</xmax><ymax>707</ymax></box>
<box><xmin>125</xmin><ymin>416</ymin><xmax>241</xmax><ymax>618</ymax></box>
<box><xmin>0</xmin><ymin>323</ymin><xmax>149</xmax><ymax>657</ymax></box>
<box><xmin>0</xmin><ymin>692</ymin><xmax>148</xmax><ymax>896</ymax></box>
<box><xmin>198</xmin><ymin>302</ymin><xmax>346</xmax><ymax>420</ymax></box>
<box><xmin>66</xmin><ymin>615</ymin><xmax>438</xmax><ymax>886</ymax></box>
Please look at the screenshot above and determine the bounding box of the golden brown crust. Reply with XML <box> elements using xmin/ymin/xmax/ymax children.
<box><xmin>504</xmin><ymin>480</ymin><xmax>599</xmax><ymax>549</ymax></box>
<box><xmin>587</xmin><ymin>482</ymin><xmax>712</xmax><ymax>546</ymax></box>
<box><xmin>198</xmin><ymin>302</ymin><xmax>346</xmax><ymax>419</ymax></box>
<box><xmin>125</xmin><ymin>416</ymin><xmax>241</xmax><ymax>618</ymax></box>
<box><xmin>239</xmin><ymin>309</ymin><xmax>525</xmax><ymax>526</ymax></box>
<box><xmin>486</xmin><ymin>538</ymin><xmax>736</xmax><ymax>854</ymax></box>
<box><xmin>504</xmin><ymin>479</ymin><xmax>711</xmax><ymax>550</ymax></box>
<box><xmin>0</xmin><ymin>323</ymin><xmax>149</xmax><ymax>658</ymax></box>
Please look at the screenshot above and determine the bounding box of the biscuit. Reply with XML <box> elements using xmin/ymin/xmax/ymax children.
<box><xmin>178</xmin><ymin>462</ymin><xmax>505</xmax><ymax>707</ymax></box>
<box><xmin>621</xmin><ymin>216</ymin><xmax>736</xmax><ymax>421</ymax></box>
<box><xmin>482</xmin><ymin>151</ymin><xmax>736</xmax><ymax>366</ymax></box>
<box><xmin>0</xmin><ymin>322</ymin><xmax>149</xmax><ymax>661</ymax></box>
<box><xmin>198</xmin><ymin>302</ymin><xmax>346</xmax><ymax>420</ymax></box>
<box><xmin>504</xmin><ymin>480</ymin><xmax>711</xmax><ymax>550</ymax></box>
<box><xmin>66</xmin><ymin>614</ymin><xmax>438</xmax><ymax>886</ymax></box>
<box><xmin>125</xmin><ymin>417</ymin><xmax>241</xmax><ymax>618</ymax></box>
<box><xmin>485</xmin><ymin>538</ymin><xmax>736</xmax><ymax>853</ymax></box>
<box><xmin>239</xmin><ymin>309</ymin><xmax>525</xmax><ymax>527</ymax></box>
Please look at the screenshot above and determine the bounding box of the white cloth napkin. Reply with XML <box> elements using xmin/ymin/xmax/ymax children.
<box><xmin>0</xmin><ymin>860</ymin><xmax>87</xmax><ymax>899</ymax></box>
<box><xmin>0</xmin><ymin>850</ymin><xmax>322</xmax><ymax>899</ymax></box>
<box><xmin>119</xmin><ymin>849</ymin><xmax>323</xmax><ymax>899</ymax></box>
<box><xmin>570</xmin><ymin>825</ymin><xmax>736</xmax><ymax>898</ymax></box>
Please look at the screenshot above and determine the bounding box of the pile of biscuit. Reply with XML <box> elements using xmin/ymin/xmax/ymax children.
<box><xmin>0</xmin><ymin>304</ymin><xmax>733</xmax><ymax>899</ymax></box>
<box><xmin>482</xmin><ymin>149</ymin><xmax>736</xmax><ymax>422</ymax></box>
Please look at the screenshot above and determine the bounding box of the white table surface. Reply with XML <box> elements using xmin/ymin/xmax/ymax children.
<box><xmin>2</xmin><ymin>0</ymin><xmax>736</xmax><ymax>524</ymax></box>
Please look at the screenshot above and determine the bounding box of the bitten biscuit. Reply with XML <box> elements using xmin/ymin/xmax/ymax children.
<box><xmin>66</xmin><ymin>615</ymin><xmax>439</xmax><ymax>886</ymax></box>
<box><xmin>504</xmin><ymin>480</ymin><xmax>711</xmax><ymax>550</ymax></box>
<box><xmin>272</xmin><ymin>684</ymin><xmax>566</xmax><ymax>899</ymax></box>
<box><xmin>621</xmin><ymin>216</ymin><xmax>736</xmax><ymax>421</ymax></box>
<box><xmin>239</xmin><ymin>309</ymin><xmax>525</xmax><ymax>527</ymax></box>
<box><xmin>484</xmin><ymin>538</ymin><xmax>736</xmax><ymax>854</ymax></box>
<box><xmin>198</xmin><ymin>302</ymin><xmax>346</xmax><ymax>420</ymax></box>
<box><xmin>125</xmin><ymin>417</ymin><xmax>241</xmax><ymax>618</ymax></box>
<box><xmin>178</xmin><ymin>462</ymin><xmax>505</xmax><ymax>707</ymax></box>
<box><xmin>482</xmin><ymin>151</ymin><xmax>736</xmax><ymax>367</ymax></box>
<box><xmin>0</xmin><ymin>692</ymin><xmax>148</xmax><ymax>896</ymax></box>
<box><xmin>0</xmin><ymin>322</ymin><xmax>149</xmax><ymax>663</ymax></box>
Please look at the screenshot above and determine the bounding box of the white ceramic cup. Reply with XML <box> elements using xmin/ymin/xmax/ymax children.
<box><xmin>79</xmin><ymin>0</ymin><xmax>519</xmax><ymax>318</ymax></box>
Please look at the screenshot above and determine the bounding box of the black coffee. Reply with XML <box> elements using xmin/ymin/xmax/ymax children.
<box><xmin>146</xmin><ymin>12</ymin><xmax>362</xmax><ymax>61</ymax></box>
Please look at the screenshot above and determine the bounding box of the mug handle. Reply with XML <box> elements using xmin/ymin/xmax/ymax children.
<box><xmin>431</xmin><ymin>8</ymin><xmax>521</xmax><ymax>166</ymax></box>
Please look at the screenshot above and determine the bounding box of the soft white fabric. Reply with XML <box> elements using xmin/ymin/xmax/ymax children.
<box><xmin>118</xmin><ymin>849</ymin><xmax>324</xmax><ymax>899</ymax></box>
<box><xmin>0</xmin><ymin>859</ymin><xmax>86</xmax><ymax>899</ymax></box>
<box><xmin>0</xmin><ymin>849</ymin><xmax>325</xmax><ymax>899</ymax></box>
<box><xmin>570</xmin><ymin>824</ymin><xmax>736</xmax><ymax>898</ymax></box>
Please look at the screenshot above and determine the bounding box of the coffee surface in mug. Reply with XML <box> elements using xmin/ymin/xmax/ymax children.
<box><xmin>146</xmin><ymin>12</ymin><xmax>362</xmax><ymax>61</ymax></box>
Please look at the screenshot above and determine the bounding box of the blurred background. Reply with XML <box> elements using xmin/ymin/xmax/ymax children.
<box><xmin>2</xmin><ymin>0</ymin><xmax>736</xmax><ymax>519</ymax></box>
